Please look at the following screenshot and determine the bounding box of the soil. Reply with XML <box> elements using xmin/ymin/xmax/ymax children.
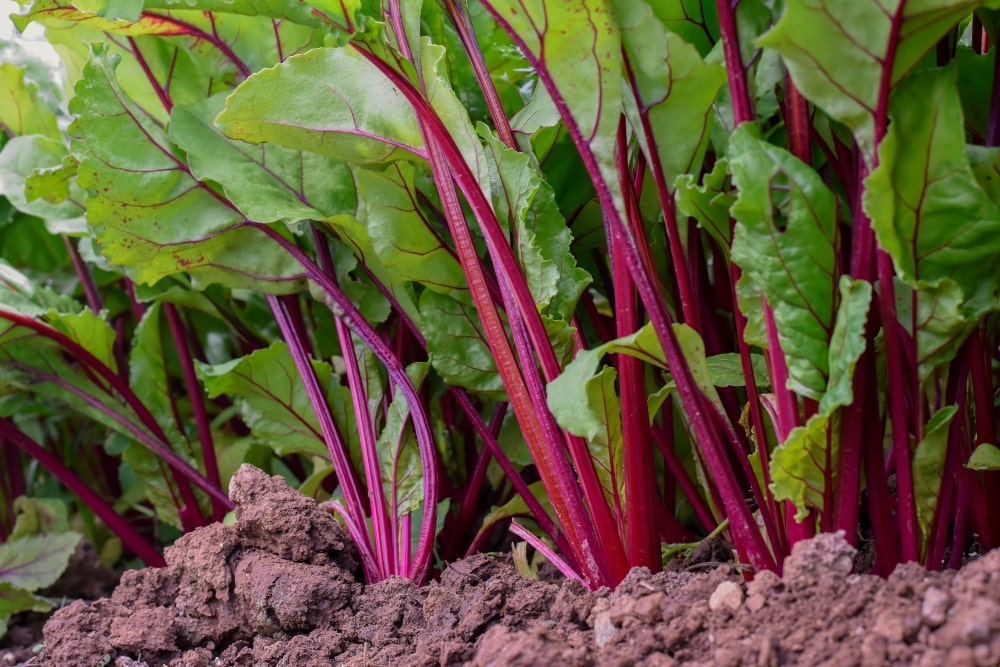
<box><xmin>8</xmin><ymin>464</ymin><xmax>1000</xmax><ymax>667</ymax></box>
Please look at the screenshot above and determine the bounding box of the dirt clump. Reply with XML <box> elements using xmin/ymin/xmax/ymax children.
<box><xmin>16</xmin><ymin>465</ymin><xmax>1000</xmax><ymax>666</ymax></box>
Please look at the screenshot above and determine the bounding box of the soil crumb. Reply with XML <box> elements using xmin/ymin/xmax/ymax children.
<box><xmin>15</xmin><ymin>465</ymin><xmax>1000</xmax><ymax>666</ymax></box>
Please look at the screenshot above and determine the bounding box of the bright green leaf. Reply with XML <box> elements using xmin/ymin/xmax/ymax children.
<box><xmin>769</xmin><ymin>411</ymin><xmax>835</xmax><ymax>522</ymax></box>
<box><xmin>0</xmin><ymin>64</ymin><xmax>61</xmax><ymax>139</ymax></box>
<box><xmin>217</xmin><ymin>46</ymin><xmax>425</xmax><ymax>164</ymax></box>
<box><xmin>170</xmin><ymin>94</ymin><xmax>358</xmax><ymax>223</ymax></box>
<box><xmin>730</xmin><ymin>123</ymin><xmax>838</xmax><ymax>400</ymax></box>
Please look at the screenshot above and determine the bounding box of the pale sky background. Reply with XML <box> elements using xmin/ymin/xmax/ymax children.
<box><xmin>1</xmin><ymin>0</ymin><xmax>61</xmax><ymax>66</ymax></box>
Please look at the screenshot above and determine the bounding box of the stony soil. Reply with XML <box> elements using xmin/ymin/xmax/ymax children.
<box><xmin>7</xmin><ymin>464</ymin><xmax>1000</xmax><ymax>666</ymax></box>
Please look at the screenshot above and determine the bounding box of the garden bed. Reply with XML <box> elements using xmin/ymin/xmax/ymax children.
<box><xmin>7</xmin><ymin>465</ymin><xmax>999</xmax><ymax>667</ymax></box>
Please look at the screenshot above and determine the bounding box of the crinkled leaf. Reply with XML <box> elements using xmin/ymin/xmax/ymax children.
<box><xmin>913</xmin><ymin>405</ymin><xmax>958</xmax><ymax>544</ymax></box>
<box><xmin>616</xmin><ymin>0</ymin><xmax>725</xmax><ymax>188</ymax></box>
<box><xmin>894</xmin><ymin>279</ymin><xmax>978</xmax><ymax>384</ymax></box>
<box><xmin>197</xmin><ymin>341</ymin><xmax>347</xmax><ymax>457</ymax></box>
<box><xmin>0</xmin><ymin>63</ymin><xmax>61</xmax><ymax>139</ymax></box>
<box><xmin>730</xmin><ymin>123</ymin><xmax>838</xmax><ymax>400</ymax></box>
<box><xmin>820</xmin><ymin>278</ymin><xmax>873</xmax><ymax>414</ymax></box>
<box><xmin>357</xmin><ymin>162</ymin><xmax>467</xmax><ymax>298</ymax></box>
<box><xmin>0</xmin><ymin>532</ymin><xmax>81</xmax><ymax>591</ymax></box>
<box><xmin>759</xmin><ymin>0</ymin><xmax>983</xmax><ymax>160</ymax></box>
<box><xmin>769</xmin><ymin>411</ymin><xmax>835</xmax><ymax>522</ymax></box>
<box><xmin>967</xmin><ymin>443</ymin><xmax>1000</xmax><ymax>470</ymax></box>
<box><xmin>675</xmin><ymin>158</ymin><xmax>733</xmax><ymax>252</ymax></box>
<box><xmin>480</xmin><ymin>128</ymin><xmax>591</xmax><ymax>321</ymax></box>
<box><xmin>217</xmin><ymin>46</ymin><xmax>425</xmax><ymax>164</ymax></box>
<box><xmin>25</xmin><ymin>154</ymin><xmax>80</xmax><ymax>207</ymax></box>
<box><xmin>70</xmin><ymin>45</ymin><xmax>305</xmax><ymax>292</ymax></box>
<box><xmin>418</xmin><ymin>290</ymin><xmax>504</xmax><ymax>396</ymax></box>
<box><xmin>170</xmin><ymin>94</ymin><xmax>358</xmax><ymax>223</ymax></box>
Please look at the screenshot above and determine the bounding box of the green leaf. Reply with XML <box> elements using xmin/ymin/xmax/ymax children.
<box><xmin>675</xmin><ymin>158</ymin><xmax>733</xmax><ymax>252</ymax></box>
<box><xmin>128</xmin><ymin>303</ymin><xmax>187</xmax><ymax>445</ymax></box>
<box><xmin>956</xmin><ymin>45</ymin><xmax>994</xmax><ymax>142</ymax></box>
<box><xmin>486</xmin><ymin>0</ymin><xmax>626</xmax><ymax>228</ymax></box>
<box><xmin>357</xmin><ymin>162</ymin><xmax>467</xmax><ymax>298</ymax></box>
<box><xmin>70</xmin><ymin>45</ymin><xmax>305</xmax><ymax>292</ymax></box>
<box><xmin>10</xmin><ymin>497</ymin><xmax>71</xmax><ymax>540</ymax></box>
<box><xmin>198</xmin><ymin>342</ymin><xmax>349</xmax><ymax>457</ymax></box>
<box><xmin>730</xmin><ymin>124</ymin><xmax>839</xmax><ymax>400</ymax></box>
<box><xmin>0</xmin><ymin>583</ymin><xmax>54</xmax><ymax>639</ymax></box>
<box><xmin>820</xmin><ymin>278</ymin><xmax>873</xmax><ymax>414</ymax></box>
<box><xmin>759</xmin><ymin>0</ymin><xmax>983</xmax><ymax>160</ymax></box>
<box><xmin>0</xmin><ymin>532</ymin><xmax>81</xmax><ymax>591</ymax></box>
<box><xmin>616</xmin><ymin>0</ymin><xmax>726</xmax><ymax>188</ymax></box>
<box><xmin>0</xmin><ymin>63</ymin><xmax>61</xmax><ymax>139</ymax></box>
<box><xmin>867</xmin><ymin>66</ymin><xmax>1000</xmax><ymax>295</ymax></box>
<box><xmin>169</xmin><ymin>94</ymin><xmax>358</xmax><ymax>223</ymax></box>
<box><xmin>418</xmin><ymin>290</ymin><xmax>504</xmax><ymax>396</ymax></box>
<box><xmin>0</xmin><ymin>135</ymin><xmax>86</xmax><ymax>230</ymax></box>
<box><xmin>217</xmin><ymin>46</ymin><xmax>425</xmax><ymax>164</ymax></box>
<box><xmin>967</xmin><ymin>443</ymin><xmax>1000</xmax><ymax>470</ymax></box>
<box><xmin>769</xmin><ymin>411</ymin><xmax>835</xmax><ymax>522</ymax></box>
<box><xmin>377</xmin><ymin>362</ymin><xmax>429</xmax><ymax>517</ymax></box>
<box><xmin>649</xmin><ymin>0</ymin><xmax>718</xmax><ymax>57</ymax></box>
<box><xmin>865</xmin><ymin>67</ymin><xmax>1000</xmax><ymax>380</ymax></box>
<box><xmin>967</xmin><ymin>145</ymin><xmax>1000</xmax><ymax>204</ymax></box>
<box><xmin>480</xmin><ymin>128</ymin><xmax>591</xmax><ymax>321</ymax></box>
<box><xmin>913</xmin><ymin>405</ymin><xmax>958</xmax><ymax>545</ymax></box>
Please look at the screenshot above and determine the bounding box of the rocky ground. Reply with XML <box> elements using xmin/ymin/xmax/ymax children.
<box><xmin>4</xmin><ymin>464</ymin><xmax>999</xmax><ymax>666</ymax></box>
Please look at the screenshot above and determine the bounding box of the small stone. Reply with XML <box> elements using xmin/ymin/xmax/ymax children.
<box><xmin>708</xmin><ymin>581</ymin><xmax>744</xmax><ymax>612</ymax></box>
<box><xmin>593</xmin><ymin>610</ymin><xmax>618</xmax><ymax>648</ymax></box>
<box><xmin>633</xmin><ymin>593</ymin><xmax>666</xmax><ymax>623</ymax></box>
<box><xmin>921</xmin><ymin>587</ymin><xmax>951</xmax><ymax>628</ymax></box>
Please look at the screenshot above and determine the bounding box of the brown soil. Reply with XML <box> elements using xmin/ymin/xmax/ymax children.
<box><xmin>10</xmin><ymin>464</ymin><xmax>1000</xmax><ymax>667</ymax></box>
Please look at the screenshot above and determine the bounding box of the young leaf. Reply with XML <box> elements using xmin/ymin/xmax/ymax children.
<box><xmin>480</xmin><ymin>129</ymin><xmax>591</xmax><ymax>321</ymax></box>
<box><xmin>912</xmin><ymin>406</ymin><xmax>958</xmax><ymax>544</ymax></box>
<box><xmin>216</xmin><ymin>47</ymin><xmax>426</xmax><ymax>164</ymax></box>
<box><xmin>730</xmin><ymin>123</ymin><xmax>838</xmax><ymax>401</ymax></box>
<box><xmin>769</xmin><ymin>411</ymin><xmax>835</xmax><ymax>522</ymax></box>
<box><xmin>0</xmin><ymin>135</ymin><xmax>85</xmax><ymax>231</ymax></box>
<box><xmin>820</xmin><ymin>278</ymin><xmax>873</xmax><ymax>414</ymax></box>
<box><xmin>377</xmin><ymin>362</ymin><xmax>430</xmax><ymax>518</ymax></box>
<box><xmin>967</xmin><ymin>443</ymin><xmax>1000</xmax><ymax>470</ymax></box>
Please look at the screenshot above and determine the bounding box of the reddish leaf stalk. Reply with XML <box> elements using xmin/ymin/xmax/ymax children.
<box><xmin>0</xmin><ymin>417</ymin><xmax>166</xmax><ymax>567</ymax></box>
<box><xmin>614</xmin><ymin>120</ymin><xmax>659</xmax><ymax>570</ymax></box>
<box><xmin>480</xmin><ymin>4</ymin><xmax>777</xmax><ymax>573</ymax></box>
<box><xmin>251</xmin><ymin>225</ymin><xmax>438</xmax><ymax>583</ymax></box>
<box><xmin>163</xmin><ymin>303</ymin><xmax>223</xmax><ymax>518</ymax></box>
<box><xmin>0</xmin><ymin>310</ymin><xmax>232</xmax><ymax>518</ymax></box>
<box><xmin>267</xmin><ymin>294</ymin><xmax>382</xmax><ymax>576</ymax></box>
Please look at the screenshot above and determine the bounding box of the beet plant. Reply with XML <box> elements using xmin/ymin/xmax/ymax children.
<box><xmin>2</xmin><ymin>0</ymin><xmax>1000</xmax><ymax>591</ymax></box>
